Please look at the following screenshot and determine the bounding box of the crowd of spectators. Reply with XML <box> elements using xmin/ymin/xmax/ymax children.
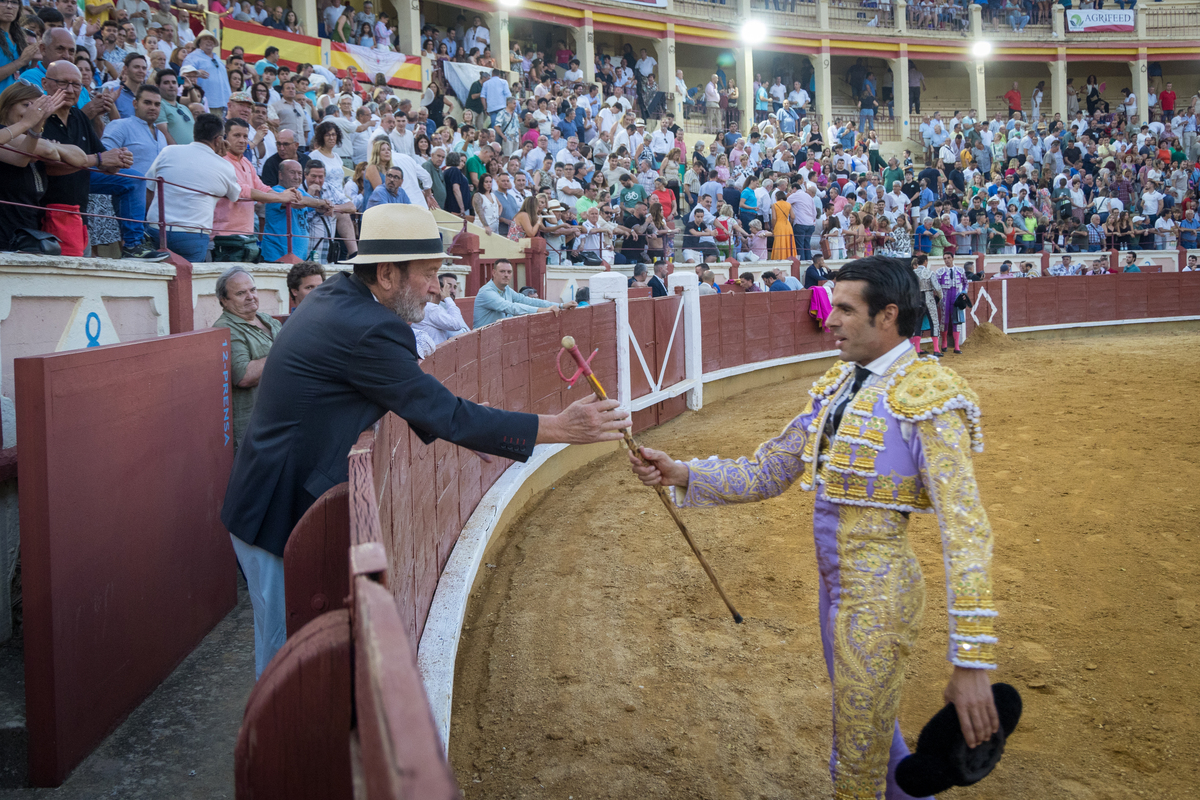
<box><xmin>0</xmin><ymin>0</ymin><xmax>1196</xmax><ymax>275</ymax></box>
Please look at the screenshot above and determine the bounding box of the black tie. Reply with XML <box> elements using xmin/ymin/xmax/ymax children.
<box><xmin>829</xmin><ymin>366</ymin><xmax>873</xmax><ymax>435</ymax></box>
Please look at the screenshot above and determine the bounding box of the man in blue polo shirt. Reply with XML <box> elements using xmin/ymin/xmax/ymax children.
<box><xmin>100</xmin><ymin>84</ymin><xmax>168</xmax><ymax>175</ymax></box>
<box><xmin>366</xmin><ymin>166</ymin><xmax>412</xmax><ymax>209</ymax></box>
<box><xmin>263</xmin><ymin>160</ymin><xmax>329</xmax><ymax>262</ymax></box>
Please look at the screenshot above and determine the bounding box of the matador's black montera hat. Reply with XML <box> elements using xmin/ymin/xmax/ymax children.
<box><xmin>895</xmin><ymin>683</ymin><xmax>1023</xmax><ymax>797</ymax></box>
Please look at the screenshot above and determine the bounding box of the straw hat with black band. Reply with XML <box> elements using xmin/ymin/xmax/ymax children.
<box><xmin>340</xmin><ymin>204</ymin><xmax>456</xmax><ymax>265</ymax></box>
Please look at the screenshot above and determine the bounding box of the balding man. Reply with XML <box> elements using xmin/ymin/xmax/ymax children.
<box><xmin>260</xmin><ymin>128</ymin><xmax>308</xmax><ymax>187</ymax></box>
<box><xmin>25</xmin><ymin>29</ymin><xmax>112</xmax><ymax>125</ymax></box>
<box><xmin>40</xmin><ymin>61</ymin><xmax>167</xmax><ymax>260</ymax></box>
<box><xmin>263</xmin><ymin>159</ymin><xmax>328</xmax><ymax>262</ymax></box>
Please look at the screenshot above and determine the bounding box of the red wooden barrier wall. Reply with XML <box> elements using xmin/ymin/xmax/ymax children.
<box><xmin>15</xmin><ymin>329</ymin><xmax>237</xmax><ymax>786</ymax></box>
<box><xmin>353</xmin><ymin>304</ymin><xmax>618</xmax><ymax>649</ymax></box>
<box><xmin>1002</xmin><ymin>274</ymin><xmax>1200</xmax><ymax>330</ymax></box>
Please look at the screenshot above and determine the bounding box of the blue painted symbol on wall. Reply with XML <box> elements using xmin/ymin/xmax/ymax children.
<box><xmin>85</xmin><ymin>312</ymin><xmax>102</xmax><ymax>347</ymax></box>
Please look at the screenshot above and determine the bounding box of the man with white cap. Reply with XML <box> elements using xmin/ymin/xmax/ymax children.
<box><xmin>222</xmin><ymin>204</ymin><xmax>628</xmax><ymax>679</ymax></box>
<box><xmin>182</xmin><ymin>30</ymin><xmax>231</xmax><ymax>115</ymax></box>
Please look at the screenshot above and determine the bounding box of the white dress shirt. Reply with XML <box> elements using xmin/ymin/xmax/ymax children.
<box><xmin>145</xmin><ymin>141</ymin><xmax>241</xmax><ymax>231</ymax></box>
<box><xmin>414</xmin><ymin>298</ymin><xmax>469</xmax><ymax>347</ymax></box>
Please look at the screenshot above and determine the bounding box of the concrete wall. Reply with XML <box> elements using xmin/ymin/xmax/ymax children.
<box><xmin>0</xmin><ymin>255</ymin><xmax>175</xmax><ymax>448</ymax></box>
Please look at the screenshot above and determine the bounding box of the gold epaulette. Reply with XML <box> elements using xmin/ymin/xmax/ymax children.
<box><xmin>809</xmin><ymin>360</ymin><xmax>852</xmax><ymax>401</ymax></box>
<box><xmin>885</xmin><ymin>359</ymin><xmax>984</xmax><ymax>451</ymax></box>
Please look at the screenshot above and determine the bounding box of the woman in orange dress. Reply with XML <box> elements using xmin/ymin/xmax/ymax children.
<box><xmin>770</xmin><ymin>190</ymin><xmax>796</xmax><ymax>260</ymax></box>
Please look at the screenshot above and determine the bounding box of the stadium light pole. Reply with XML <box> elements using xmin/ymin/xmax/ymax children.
<box><xmin>971</xmin><ymin>40</ymin><xmax>993</xmax><ymax>58</ymax></box>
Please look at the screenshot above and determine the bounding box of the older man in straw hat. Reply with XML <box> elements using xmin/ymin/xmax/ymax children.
<box><xmin>182</xmin><ymin>30</ymin><xmax>231</xmax><ymax>115</ymax></box>
<box><xmin>222</xmin><ymin>204</ymin><xmax>631</xmax><ymax>678</ymax></box>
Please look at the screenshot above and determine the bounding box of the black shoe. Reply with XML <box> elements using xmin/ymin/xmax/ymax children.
<box><xmin>123</xmin><ymin>242</ymin><xmax>170</xmax><ymax>261</ymax></box>
<box><xmin>953</xmin><ymin>349</ymin><xmax>962</xmax><ymax>354</ymax></box>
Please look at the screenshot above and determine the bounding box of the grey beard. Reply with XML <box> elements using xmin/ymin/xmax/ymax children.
<box><xmin>388</xmin><ymin>285</ymin><xmax>427</xmax><ymax>325</ymax></box>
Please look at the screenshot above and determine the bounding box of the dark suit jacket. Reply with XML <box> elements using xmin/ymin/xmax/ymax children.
<box><xmin>648</xmin><ymin>275</ymin><xmax>668</xmax><ymax>298</ymax></box>
<box><xmin>221</xmin><ymin>272</ymin><xmax>539</xmax><ymax>557</ymax></box>
<box><xmin>804</xmin><ymin>265</ymin><xmax>831</xmax><ymax>289</ymax></box>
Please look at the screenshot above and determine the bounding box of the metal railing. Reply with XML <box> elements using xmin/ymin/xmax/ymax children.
<box><xmin>674</xmin><ymin>0</ymin><xmax>742</xmax><ymax>25</ymax></box>
<box><xmin>831</xmin><ymin>3</ymin><xmax>896</xmax><ymax>30</ymax></box>
<box><xmin>757</xmin><ymin>4</ymin><xmax>818</xmax><ymax>26</ymax></box>
<box><xmin>1146</xmin><ymin>7</ymin><xmax>1200</xmax><ymax>39</ymax></box>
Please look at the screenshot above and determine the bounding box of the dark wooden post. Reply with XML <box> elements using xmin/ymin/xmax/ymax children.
<box><xmin>524</xmin><ymin>236</ymin><xmax>547</xmax><ymax>299</ymax></box>
<box><xmin>453</xmin><ymin>231</ymin><xmax>483</xmax><ymax>296</ymax></box>
<box><xmin>165</xmin><ymin>254</ymin><xmax>193</xmax><ymax>333</ymax></box>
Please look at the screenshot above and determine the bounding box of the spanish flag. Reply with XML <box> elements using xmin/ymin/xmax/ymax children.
<box><xmin>330</xmin><ymin>43</ymin><xmax>422</xmax><ymax>91</ymax></box>
<box><xmin>219</xmin><ymin>19</ymin><xmax>322</xmax><ymax>69</ymax></box>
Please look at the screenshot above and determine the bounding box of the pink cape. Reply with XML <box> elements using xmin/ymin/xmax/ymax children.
<box><xmin>808</xmin><ymin>284</ymin><xmax>833</xmax><ymax>329</ymax></box>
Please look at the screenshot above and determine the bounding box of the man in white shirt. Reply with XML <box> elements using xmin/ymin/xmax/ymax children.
<box><xmin>389</xmin><ymin>113</ymin><xmax>415</xmax><ymax>155</ymax></box>
<box><xmin>327</xmin><ymin>95</ymin><xmax>359</xmax><ymax>161</ymax></box>
<box><xmin>883</xmin><ymin>183</ymin><xmax>907</xmax><ymax>226</ymax></box>
<box><xmin>755</xmin><ymin>178</ymin><xmax>773</xmax><ymax>225</ymax></box>
<box><xmin>598</xmin><ymin>98</ymin><xmax>623</xmax><ymax>139</ymax></box>
<box><xmin>1141</xmin><ymin>183</ymin><xmax>1164</xmax><ymax>221</ymax></box>
<box><xmin>146</xmin><ymin>113</ymin><xmax>242</xmax><ymax>263</ymax></box>
<box><xmin>462</xmin><ymin>15</ymin><xmax>490</xmax><ymax>55</ymax></box>
<box><xmin>323</xmin><ymin>0</ymin><xmax>345</xmax><ymax>38</ymax></box>
<box><xmin>704</xmin><ymin>74</ymin><xmax>721</xmax><ymax>133</ymax></box>
<box><xmin>1152</xmin><ymin>209</ymin><xmax>1177</xmax><ymax>250</ymax></box>
<box><xmin>523</xmin><ymin>135</ymin><xmax>549</xmax><ymax>173</ymax></box>
<box><xmin>788</xmin><ymin>81</ymin><xmax>809</xmax><ymax>112</ymax></box>
<box><xmin>769</xmin><ymin>77</ymin><xmax>787</xmax><ymax>110</ymax></box>
<box><xmin>674</xmin><ymin>70</ymin><xmax>688</xmax><ymax>103</ymax></box>
<box><xmin>635</xmin><ymin>49</ymin><xmax>657</xmax><ymax>78</ymax></box>
<box><xmin>414</xmin><ymin>274</ymin><xmax>470</xmax><ymax>350</ymax></box>
<box><xmin>556</xmin><ymin>163</ymin><xmax>584</xmax><ymax>213</ymax></box>
<box><xmin>119</xmin><ymin>0</ymin><xmax>153</xmax><ymax>39</ymax></box>
<box><xmin>554</xmin><ymin>137</ymin><xmax>585</xmax><ymax>169</ymax></box>
<box><xmin>649</xmin><ymin>117</ymin><xmax>673</xmax><ymax>166</ymax></box>
<box><xmin>610</xmin><ymin>86</ymin><xmax>634</xmax><ymax>114</ymax></box>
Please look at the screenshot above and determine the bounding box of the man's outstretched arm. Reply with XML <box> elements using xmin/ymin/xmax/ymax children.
<box><xmin>630</xmin><ymin>413</ymin><xmax>810</xmax><ymax>508</ymax></box>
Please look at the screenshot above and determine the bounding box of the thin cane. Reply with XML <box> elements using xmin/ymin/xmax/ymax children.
<box><xmin>557</xmin><ymin>336</ymin><xmax>743</xmax><ymax>624</ymax></box>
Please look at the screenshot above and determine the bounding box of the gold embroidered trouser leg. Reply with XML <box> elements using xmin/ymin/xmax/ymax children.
<box><xmin>821</xmin><ymin>503</ymin><xmax>926</xmax><ymax>800</ymax></box>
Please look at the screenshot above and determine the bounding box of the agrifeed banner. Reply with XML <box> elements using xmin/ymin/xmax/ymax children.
<box><xmin>1067</xmin><ymin>9</ymin><xmax>1134</xmax><ymax>33</ymax></box>
<box><xmin>330</xmin><ymin>43</ymin><xmax>422</xmax><ymax>91</ymax></box>
<box><xmin>220</xmin><ymin>19</ymin><xmax>321</xmax><ymax>69</ymax></box>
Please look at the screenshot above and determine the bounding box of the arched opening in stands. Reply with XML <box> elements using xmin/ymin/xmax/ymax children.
<box><xmin>903</xmin><ymin>58</ymin><xmax>969</xmax><ymax>120</ymax></box>
<box><xmin>1049</xmin><ymin>60</ymin><xmax>1146</xmax><ymax>123</ymax></box>
<box><xmin>749</xmin><ymin>50</ymin><xmax>816</xmax><ymax>123</ymax></box>
<box><xmin>508</xmin><ymin>17</ymin><xmax>584</xmax><ymax>76</ymax></box>
<box><xmin>675</xmin><ymin>42</ymin><xmax>741</xmax><ymax>135</ymax></box>
<box><xmin>591</xmin><ymin>30</ymin><xmax>670</xmax><ymax>120</ymax></box>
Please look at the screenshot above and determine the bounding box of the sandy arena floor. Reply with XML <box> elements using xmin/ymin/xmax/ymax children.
<box><xmin>451</xmin><ymin>328</ymin><xmax>1200</xmax><ymax>800</ymax></box>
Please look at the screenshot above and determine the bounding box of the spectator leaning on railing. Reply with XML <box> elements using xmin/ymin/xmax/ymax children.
<box><xmin>473</xmin><ymin>258</ymin><xmax>573</xmax><ymax>329</ymax></box>
<box><xmin>39</xmin><ymin>59</ymin><xmax>167</xmax><ymax>259</ymax></box>
<box><xmin>144</xmin><ymin>112</ymin><xmax>242</xmax><ymax>262</ymax></box>
<box><xmin>301</xmin><ymin>157</ymin><xmax>359</xmax><ymax>262</ymax></box>
<box><xmin>261</xmin><ymin>159</ymin><xmax>328</xmax><ymax>262</ymax></box>
<box><xmin>212</xmin><ymin>115</ymin><xmax>301</xmax><ymax>245</ymax></box>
